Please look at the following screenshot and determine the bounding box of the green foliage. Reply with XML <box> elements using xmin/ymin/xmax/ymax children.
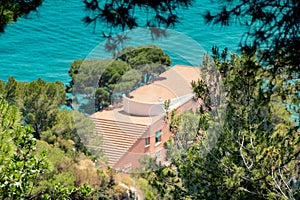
<box><xmin>99</xmin><ymin>60</ymin><xmax>131</xmax><ymax>91</ymax></box>
<box><xmin>148</xmin><ymin>52</ymin><xmax>300</xmax><ymax>199</ymax></box>
<box><xmin>0</xmin><ymin>97</ymin><xmax>47</xmax><ymax>199</ymax></box>
<box><xmin>0</xmin><ymin>79</ymin><xmax>109</xmax><ymax>198</ymax></box>
<box><xmin>2</xmin><ymin>77</ymin><xmax>66</xmax><ymax>139</ymax></box>
<box><xmin>165</xmin><ymin>110</ymin><xmax>201</xmax><ymax>163</ymax></box>
<box><xmin>136</xmin><ymin>178</ymin><xmax>157</xmax><ymax>200</ymax></box>
<box><xmin>50</xmin><ymin>109</ymin><xmax>95</xmax><ymax>156</ymax></box>
<box><xmin>5</xmin><ymin>76</ymin><xmax>22</xmax><ymax>106</ymax></box>
<box><xmin>118</xmin><ymin>45</ymin><xmax>171</xmax><ymax>68</ymax></box>
<box><xmin>95</xmin><ymin>87</ymin><xmax>111</xmax><ymax>110</ymax></box>
<box><xmin>69</xmin><ymin>58</ymin><xmax>122</xmax><ymax>113</ymax></box>
<box><xmin>42</xmin><ymin>183</ymin><xmax>93</xmax><ymax>200</ymax></box>
<box><xmin>22</xmin><ymin>78</ymin><xmax>66</xmax><ymax>138</ymax></box>
<box><xmin>68</xmin><ymin>45</ymin><xmax>171</xmax><ymax>113</ymax></box>
<box><xmin>205</xmin><ymin>1</ymin><xmax>300</xmax><ymax>79</ymax></box>
<box><xmin>69</xmin><ymin>59</ymin><xmax>113</xmax><ymax>94</ymax></box>
<box><xmin>137</xmin><ymin>155</ymin><xmax>160</xmax><ymax>173</ymax></box>
<box><xmin>191</xmin><ymin>79</ymin><xmax>211</xmax><ymax>112</ymax></box>
<box><xmin>148</xmin><ymin>167</ymin><xmax>187</xmax><ymax>200</ymax></box>
<box><xmin>35</xmin><ymin>141</ymin><xmax>115</xmax><ymax>199</ymax></box>
<box><xmin>118</xmin><ymin>45</ymin><xmax>171</xmax><ymax>84</ymax></box>
<box><xmin>0</xmin><ymin>80</ymin><xmax>6</xmax><ymax>96</ymax></box>
<box><xmin>1</xmin><ymin>76</ymin><xmax>99</xmax><ymax>157</ymax></box>
<box><xmin>0</xmin><ymin>0</ymin><xmax>43</xmax><ymax>32</ymax></box>
<box><xmin>40</xmin><ymin>129</ymin><xmax>56</xmax><ymax>144</ymax></box>
<box><xmin>1</xmin><ymin>77</ymin><xmax>98</xmax><ymax>157</ymax></box>
<box><xmin>181</xmin><ymin>51</ymin><xmax>299</xmax><ymax>199</ymax></box>
<box><xmin>113</xmin><ymin>69</ymin><xmax>142</xmax><ymax>95</ymax></box>
<box><xmin>83</xmin><ymin>0</ymin><xmax>193</xmax><ymax>35</ymax></box>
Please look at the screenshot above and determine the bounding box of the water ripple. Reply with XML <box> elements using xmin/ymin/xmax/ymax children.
<box><xmin>0</xmin><ymin>0</ymin><xmax>245</xmax><ymax>83</ymax></box>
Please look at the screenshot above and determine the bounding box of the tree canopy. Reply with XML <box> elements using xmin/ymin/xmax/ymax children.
<box><xmin>205</xmin><ymin>0</ymin><xmax>300</xmax><ymax>73</ymax></box>
<box><xmin>1</xmin><ymin>1</ymin><xmax>299</xmax><ymax>198</ymax></box>
<box><xmin>0</xmin><ymin>0</ymin><xmax>43</xmax><ymax>32</ymax></box>
<box><xmin>83</xmin><ymin>0</ymin><xmax>193</xmax><ymax>35</ymax></box>
<box><xmin>1</xmin><ymin>77</ymin><xmax>66</xmax><ymax>139</ymax></box>
<box><xmin>0</xmin><ymin>97</ymin><xmax>47</xmax><ymax>199</ymax></box>
<box><xmin>82</xmin><ymin>0</ymin><xmax>299</xmax><ymax>75</ymax></box>
<box><xmin>143</xmin><ymin>51</ymin><xmax>300</xmax><ymax>199</ymax></box>
<box><xmin>68</xmin><ymin>44</ymin><xmax>171</xmax><ymax>113</ymax></box>
<box><xmin>0</xmin><ymin>77</ymin><xmax>138</xmax><ymax>199</ymax></box>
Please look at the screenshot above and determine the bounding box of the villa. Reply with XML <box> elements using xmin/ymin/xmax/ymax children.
<box><xmin>90</xmin><ymin>65</ymin><xmax>201</xmax><ymax>171</ymax></box>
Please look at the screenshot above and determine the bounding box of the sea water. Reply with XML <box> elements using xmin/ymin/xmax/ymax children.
<box><xmin>0</xmin><ymin>0</ymin><xmax>246</xmax><ymax>83</ymax></box>
<box><xmin>0</xmin><ymin>0</ymin><xmax>298</xmax><ymax>125</ymax></box>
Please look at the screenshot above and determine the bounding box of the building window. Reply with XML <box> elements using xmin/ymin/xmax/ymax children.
<box><xmin>155</xmin><ymin>131</ymin><xmax>162</xmax><ymax>143</ymax></box>
<box><xmin>145</xmin><ymin>137</ymin><xmax>150</xmax><ymax>146</ymax></box>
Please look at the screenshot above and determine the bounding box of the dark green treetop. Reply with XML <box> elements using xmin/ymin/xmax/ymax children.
<box><xmin>83</xmin><ymin>0</ymin><xmax>193</xmax><ymax>35</ymax></box>
<box><xmin>145</xmin><ymin>51</ymin><xmax>300</xmax><ymax>199</ymax></box>
<box><xmin>0</xmin><ymin>0</ymin><xmax>43</xmax><ymax>32</ymax></box>
<box><xmin>69</xmin><ymin>44</ymin><xmax>171</xmax><ymax>113</ymax></box>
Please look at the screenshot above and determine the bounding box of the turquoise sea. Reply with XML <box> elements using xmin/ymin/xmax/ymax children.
<box><xmin>1</xmin><ymin>1</ymin><xmax>299</xmax><ymax>125</ymax></box>
<box><xmin>0</xmin><ymin>0</ymin><xmax>246</xmax><ymax>83</ymax></box>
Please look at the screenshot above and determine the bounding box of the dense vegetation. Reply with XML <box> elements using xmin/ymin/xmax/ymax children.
<box><xmin>83</xmin><ymin>0</ymin><xmax>193</xmax><ymax>36</ymax></box>
<box><xmin>0</xmin><ymin>44</ymin><xmax>171</xmax><ymax>199</ymax></box>
<box><xmin>136</xmin><ymin>1</ymin><xmax>300</xmax><ymax>198</ymax></box>
<box><xmin>204</xmin><ymin>0</ymin><xmax>300</xmax><ymax>71</ymax></box>
<box><xmin>0</xmin><ymin>79</ymin><xmax>140</xmax><ymax>199</ymax></box>
<box><xmin>0</xmin><ymin>0</ymin><xmax>43</xmax><ymax>32</ymax></box>
<box><xmin>68</xmin><ymin>44</ymin><xmax>171</xmax><ymax>114</ymax></box>
<box><xmin>142</xmin><ymin>51</ymin><xmax>300</xmax><ymax>199</ymax></box>
<box><xmin>1</xmin><ymin>0</ymin><xmax>299</xmax><ymax>199</ymax></box>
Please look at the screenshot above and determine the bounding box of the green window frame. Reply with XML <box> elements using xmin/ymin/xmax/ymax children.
<box><xmin>155</xmin><ymin>131</ymin><xmax>162</xmax><ymax>143</ymax></box>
